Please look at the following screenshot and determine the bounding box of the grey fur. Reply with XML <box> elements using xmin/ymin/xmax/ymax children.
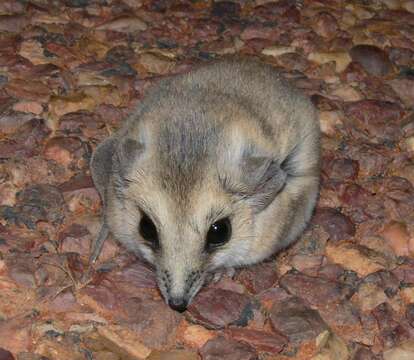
<box><xmin>90</xmin><ymin>57</ymin><xmax>320</xmax><ymax>309</ymax></box>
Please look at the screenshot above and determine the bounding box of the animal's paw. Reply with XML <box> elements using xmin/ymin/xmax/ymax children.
<box><xmin>212</xmin><ymin>267</ymin><xmax>236</xmax><ymax>283</ymax></box>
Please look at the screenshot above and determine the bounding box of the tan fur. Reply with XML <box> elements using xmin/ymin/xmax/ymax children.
<box><xmin>90</xmin><ymin>57</ymin><xmax>320</xmax><ymax>310</ymax></box>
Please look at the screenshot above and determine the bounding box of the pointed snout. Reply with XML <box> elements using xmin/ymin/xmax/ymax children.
<box><xmin>157</xmin><ymin>263</ymin><xmax>205</xmax><ymax>312</ymax></box>
<box><xmin>168</xmin><ymin>297</ymin><xmax>188</xmax><ymax>313</ymax></box>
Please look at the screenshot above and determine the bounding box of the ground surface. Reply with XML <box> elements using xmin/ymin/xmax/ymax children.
<box><xmin>0</xmin><ymin>0</ymin><xmax>414</xmax><ymax>359</ymax></box>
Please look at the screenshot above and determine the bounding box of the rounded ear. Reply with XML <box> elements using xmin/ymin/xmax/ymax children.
<box><xmin>114</xmin><ymin>138</ymin><xmax>144</xmax><ymax>171</ymax></box>
<box><xmin>220</xmin><ymin>145</ymin><xmax>287</xmax><ymax>213</ymax></box>
<box><xmin>91</xmin><ymin>136</ymin><xmax>144</xmax><ymax>203</ymax></box>
<box><xmin>243</xmin><ymin>155</ymin><xmax>287</xmax><ymax>211</ymax></box>
<box><xmin>240</xmin><ymin>152</ymin><xmax>287</xmax><ymax>212</ymax></box>
<box><xmin>90</xmin><ymin>136</ymin><xmax>118</xmax><ymax>204</ymax></box>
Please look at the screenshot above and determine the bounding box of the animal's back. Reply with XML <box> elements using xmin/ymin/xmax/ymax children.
<box><xmin>162</xmin><ymin>58</ymin><xmax>316</xmax><ymax>135</ymax></box>
<box><xmin>124</xmin><ymin>58</ymin><xmax>319</xmax><ymax>179</ymax></box>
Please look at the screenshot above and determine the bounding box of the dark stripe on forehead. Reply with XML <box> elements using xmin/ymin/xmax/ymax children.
<box><xmin>157</xmin><ymin>112</ymin><xmax>219</xmax><ymax>201</ymax></box>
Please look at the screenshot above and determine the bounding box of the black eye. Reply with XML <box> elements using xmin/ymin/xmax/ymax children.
<box><xmin>139</xmin><ymin>213</ymin><xmax>159</xmax><ymax>248</ymax></box>
<box><xmin>206</xmin><ymin>218</ymin><xmax>232</xmax><ymax>249</ymax></box>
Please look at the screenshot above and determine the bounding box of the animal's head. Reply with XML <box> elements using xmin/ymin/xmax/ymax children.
<box><xmin>105</xmin><ymin>110</ymin><xmax>287</xmax><ymax>312</ymax></box>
